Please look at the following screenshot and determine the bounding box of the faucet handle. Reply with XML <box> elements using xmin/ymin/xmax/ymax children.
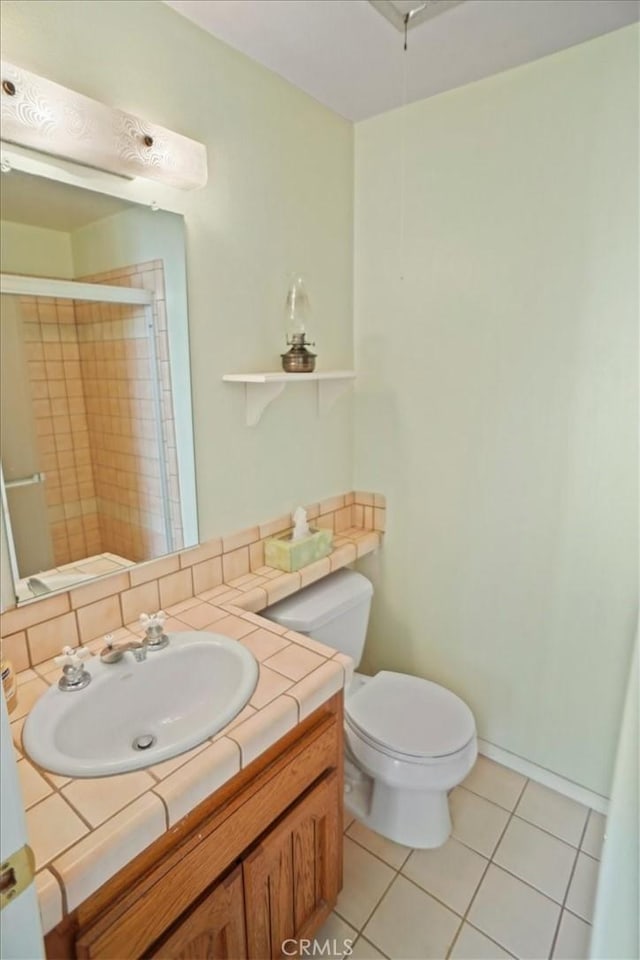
<box><xmin>139</xmin><ymin>610</ymin><xmax>166</xmax><ymax>630</ymax></box>
<box><xmin>139</xmin><ymin>611</ymin><xmax>169</xmax><ymax>650</ymax></box>
<box><xmin>55</xmin><ymin>645</ymin><xmax>91</xmax><ymax>691</ymax></box>
<box><xmin>54</xmin><ymin>645</ymin><xmax>90</xmax><ymax>669</ymax></box>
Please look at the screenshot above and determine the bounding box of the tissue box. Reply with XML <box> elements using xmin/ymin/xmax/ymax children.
<box><xmin>264</xmin><ymin>528</ymin><xmax>333</xmax><ymax>573</ymax></box>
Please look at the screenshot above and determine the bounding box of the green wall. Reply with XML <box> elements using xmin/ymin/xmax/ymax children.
<box><xmin>354</xmin><ymin>26</ymin><xmax>639</xmax><ymax>796</ymax></box>
<box><xmin>1</xmin><ymin>0</ymin><xmax>354</xmax><ymax>541</ymax></box>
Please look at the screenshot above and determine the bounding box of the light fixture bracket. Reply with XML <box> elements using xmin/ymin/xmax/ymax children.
<box><xmin>368</xmin><ymin>0</ymin><xmax>465</xmax><ymax>33</ymax></box>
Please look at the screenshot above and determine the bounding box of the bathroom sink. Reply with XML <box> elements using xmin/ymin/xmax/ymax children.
<box><xmin>23</xmin><ymin>632</ymin><xmax>258</xmax><ymax>777</ymax></box>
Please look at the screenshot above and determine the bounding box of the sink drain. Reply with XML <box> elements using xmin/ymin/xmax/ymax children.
<box><xmin>132</xmin><ymin>734</ymin><xmax>156</xmax><ymax>751</ymax></box>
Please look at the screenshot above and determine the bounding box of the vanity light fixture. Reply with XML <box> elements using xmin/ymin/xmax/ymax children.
<box><xmin>0</xmin><ymin>61</ymin><xmax>207</xmax><ymax>190</ymax></box>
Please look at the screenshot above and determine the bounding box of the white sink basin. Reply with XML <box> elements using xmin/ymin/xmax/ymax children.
<box><xmin>23</xmin><ymin>632</ymin><xmax>258</xmax><ymax>777</ymax></box>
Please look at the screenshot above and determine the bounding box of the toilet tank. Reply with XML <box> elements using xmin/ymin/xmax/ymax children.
<box><xmin>262</xmin><ymin>569</ymin><xmax>373</xmax><ymax>666</ymax></box>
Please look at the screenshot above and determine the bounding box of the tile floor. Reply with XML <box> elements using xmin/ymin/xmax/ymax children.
<box><xmin>316</xmin><ymin>757</ymin><xmax>604</xmax><ymax>960</ymax></box>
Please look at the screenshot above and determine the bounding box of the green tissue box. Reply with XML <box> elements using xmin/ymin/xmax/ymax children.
<box><xmin>264</xmin><ymin>528</ymin><xmax>333</xmax><ymax>573</ymax></box>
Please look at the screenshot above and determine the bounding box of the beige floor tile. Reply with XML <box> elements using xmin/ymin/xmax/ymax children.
<box><xmin>62</xmin><ymin>770</ymin><xmax>156</xmax><ymax>827</ymax></box>
<box><xmin>16</xmin><ymin>758</ymin><xmax>53</xmax><ymax>809</ymax></box>
<box><xmin>515</xmin><ymin>781</ymin><xmax>589</xmax><ymax>847</ymax></box>
<box><xmin>402</xmin><ymin>837</ymin><xmax>488</xmax><ymax>915</ymax></box>
<box><xmin>462</xmin><ymin>757</ymin><xmax>527</xmax><ymax>811</ymax></box>
<box><xmin>347</xmin><ymin>820</ymin><xmax>413</xmax><ymax>870</ymax></box>
<box><xmin>449</xmin><ymin>923</ymin><xmax>513</xmax><ymax>959</ymax></box>
<box><xmin>468</xmin><ymin>864</ymin><xmax>560</xmax><ymax>960</ymax></box>
<box><xmin>350</xmin><ymin>937</ymin><xmax>388</xmax><ymax>959</ymax></box>
<box><xmin>336</xmin><ymin>837</ymin><xmax>395</xmax><ymax>930</ymax></box>
<box><xmin>312</xmin><ymin>912</ymin><xmax>358</xmax><ymax>958</ymax></box>
<box><xmin>565</xmin><ymin>853</ymin><xmax>599</xmax><ymax>922</ymax></box>
<box><xmin>580</xmin><ymin>811</ymin><xmax>606</xmax><ymax>860</ymax></box>
<box><xmin>26</xmin><ymin>794</ymin><xmax>89</xmax><ymax>869</ymax></box>
<box><xmin>552</xmin><ymin>910</ymin><xmax>592</xmax><ymax>959</ymax></box>
<box><xmin>450</xmin><ymin>787</ymin><xmax>510</xmax><ymax>857</ymax></box>
<box><xmin>494</xmin><ymin>816</ymin><xmax>576</xmax><ymax>903</ymax></box>
<box><xmin>363</xmin><ymin>874</ymin><xmax>460</xmax><ymax>959</ymax></box>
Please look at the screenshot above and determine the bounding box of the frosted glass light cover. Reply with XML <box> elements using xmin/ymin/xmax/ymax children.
<box><xmin>285</xmin><ymin>275</ymin><xmax>312</xmax><ymax>338</ymax></box>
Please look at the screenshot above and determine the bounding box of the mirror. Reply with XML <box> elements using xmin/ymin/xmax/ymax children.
<box><xmin>0</xmin><ymin>168</ymin><xmax>198</xmax><ymax>603</ymax></box>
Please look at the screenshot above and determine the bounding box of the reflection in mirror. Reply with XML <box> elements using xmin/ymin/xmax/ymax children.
<box><xmin>0</xmin><ymin>170</ymin><xmax>197</xmax><ymax>604</ymax></box>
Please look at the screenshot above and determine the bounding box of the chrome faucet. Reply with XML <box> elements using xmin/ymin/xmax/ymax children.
<box><xmin>100</xmin><ymin>635</ymin><xmax>148</xmax><ymax>664</ymax></box>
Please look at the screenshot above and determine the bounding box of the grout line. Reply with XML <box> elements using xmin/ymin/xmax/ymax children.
<box><xmin>464</xmin><ymin>921</ymin><xmax>518</xmax><ymax>958</ymax></box>
<box><xmin>340</xmin><ymin>838</ymin><xmax>400</xmax><ymax>941</ymax></box>
<box><xmin>344</xmin><ymin>831</ymin><xmax>412</xmax><ymax>877</ymax></box>
<box><xmin>457</xmin><ymin>784</ymin><xmax>588</xmax><ymax>852</ymax></box>
<box><xmin>47</xmin><ymin>861</ymin><xmax>69</xmax><ymax>917</ymax></box>
<box><xmin>548</xmin><ymin>812</ymin><xmax>592</xmax><ymax>958</ymax></box>
<box><xmin>150</xmin><ymin>788</ymin><xmax>170</xmax><ymax>831</ymax></box>
<box><xmin>446</xmin><ymin>776</ymin><xmax>529</xmax><ymax>959</ymax></box>
<box><xmin>399</xmin><ymin>869</ymin><xmax>467</xmax><ymax>921</ymax></box>
<box><xmin>58</xmin><ymin>791</ymin><xmax>94</xmax><ymax>833</ymax></box>
<box><xmin>460</xmin><ymin>780</ymin><xmax>528</xmax><ymax>814</ymax></box>
<box><xmin>564</xmin><ymin>906</ymin><xmax>592</xmax><ymax>927</ymax></box>
<box><xmin>352</xmin><ymin>933</ymin><xmax>391</xmax><ymax>959</ymax></box>
<box><xmin>508</xmin><ymin>811</ymin><xmax>587</xmax><ymax>852</ymax></box>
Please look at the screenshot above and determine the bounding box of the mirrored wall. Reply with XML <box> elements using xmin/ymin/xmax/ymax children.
<box><xmin>0</xmin><ymin>170</ymin><xmax>197</xmax><ymax>603</ymax></box>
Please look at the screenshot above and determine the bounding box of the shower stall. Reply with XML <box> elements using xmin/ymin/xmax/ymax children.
<box><xmin>0</xmin><ymin>268</ymin><xmax>182</xmax><ymax>601</ymax></box>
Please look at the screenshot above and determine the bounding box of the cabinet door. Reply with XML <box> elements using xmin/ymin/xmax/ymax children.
<box><xmin>243</xmin><ymin>773</ymin><xmax>340</xmax><ymax>959</ymax></box>
<box><xmin>147</xmin><ymin>865</ymin><xmax>246</xmax><ymax>960</ymax></box>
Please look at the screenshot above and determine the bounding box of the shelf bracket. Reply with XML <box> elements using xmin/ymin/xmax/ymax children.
<box><xmin>317</xmin><ymin>378</ymin><xmax>352</xmax><ymax>416</ymax></box>
<box><xmin>244</xmin><ymin>381</ymin><xmax>286</xmax><ymax>426</ymax></box>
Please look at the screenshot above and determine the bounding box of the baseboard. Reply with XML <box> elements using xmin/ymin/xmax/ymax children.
<box><xmin>477</xmin><ymin>738</ymin><xmax>609</xmax><ymax>815</ymax></box>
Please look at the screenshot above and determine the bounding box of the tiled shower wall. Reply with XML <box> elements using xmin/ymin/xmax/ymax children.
<box><xmin>20</xmin><ymin>296</ymin><xmax>100</xmax><ymax>566</ymax></box>
<box><xmin>17</xmin><ymin>260</ymin><xmax>182</xmax><ymax>569</ymax></box>
<box><xmin>78</xmin><ymin>261</ymin><xmax>183</xmax><ymax>560</ymax></box>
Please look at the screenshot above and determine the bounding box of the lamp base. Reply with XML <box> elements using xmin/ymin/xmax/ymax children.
<box><xmin>281</xmin><ymin>344</ymin><xmax>316</xmax><ymax>373</ymax></box>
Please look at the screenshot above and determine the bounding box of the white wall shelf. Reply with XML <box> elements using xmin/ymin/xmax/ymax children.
<box><xmin>222</xmin><ymin>371</ymin><xmax>356</xmax><ymax>426</ymax></box>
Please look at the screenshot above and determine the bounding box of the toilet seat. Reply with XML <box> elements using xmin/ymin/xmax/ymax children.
<box><xmin>346</xmin><ymin>671</ymin><xmax>476</xmax><ymax>762</ymax></box>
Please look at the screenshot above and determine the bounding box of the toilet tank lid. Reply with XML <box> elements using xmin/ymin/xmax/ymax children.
<box><xmin>262</xmin><ymin>569</ymin><xmax>373</xmax><ymax>632</ymax></box>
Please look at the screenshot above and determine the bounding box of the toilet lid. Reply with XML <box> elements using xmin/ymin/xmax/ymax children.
<box><xmin>346</xmin><ymin>671</ymin><xmax>476</xmax><ymax>759</ymax></box>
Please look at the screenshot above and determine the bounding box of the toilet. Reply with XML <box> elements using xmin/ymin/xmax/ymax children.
<box><xmin>263</xmin><ymin>568</ymin><xmax>477</xmax><ymax>849</ymax></box>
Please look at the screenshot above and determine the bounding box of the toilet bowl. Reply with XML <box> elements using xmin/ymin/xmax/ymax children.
<box><xmin>344</xmin><ymin>671</ymin><xmax>477</xmax><ymax>847</ymax></box>
<box><xmin>263</xmin><ymin>569</ymin><xmax>477</xmax><ymax>849</ymax></box>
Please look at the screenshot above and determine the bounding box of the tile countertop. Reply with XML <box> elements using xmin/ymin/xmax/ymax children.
<box><xmin>9</xmin><ymin>532</ymin><xmax>379</xmax><ymax>935</ymax></box>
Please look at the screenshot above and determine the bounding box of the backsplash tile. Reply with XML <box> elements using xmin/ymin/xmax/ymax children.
<box><xmin>2</xmin><ymin>491</ymin><xmax>384</xmax><ymax>670</ymax></box>
<box><xmin>76</xmin><ymin>595</ymin><xmax>122</xmax><ymax>644</ymax></box>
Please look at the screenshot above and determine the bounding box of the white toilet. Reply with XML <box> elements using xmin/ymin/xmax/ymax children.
<box><xmin>264</xmin><ymin>568</ymin><xmax>477</xmax><ymax>849</ymax></box>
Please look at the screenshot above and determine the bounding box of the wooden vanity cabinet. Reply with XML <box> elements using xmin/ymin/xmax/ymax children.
<box><xmin>45</xmin><ymin>693</ymin><xmax>343</xmax><ymax>960</ymax></box>
<box><xmin>147</xmin><ymin>863</ymin><xmax>247</xmax><ymax>960</ymax></box>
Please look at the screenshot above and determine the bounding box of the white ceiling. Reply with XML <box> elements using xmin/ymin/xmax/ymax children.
<box><xmin>164</xmin><ymin>0</ymin><xmax>639</xmax><ymax>121</ymax></box>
